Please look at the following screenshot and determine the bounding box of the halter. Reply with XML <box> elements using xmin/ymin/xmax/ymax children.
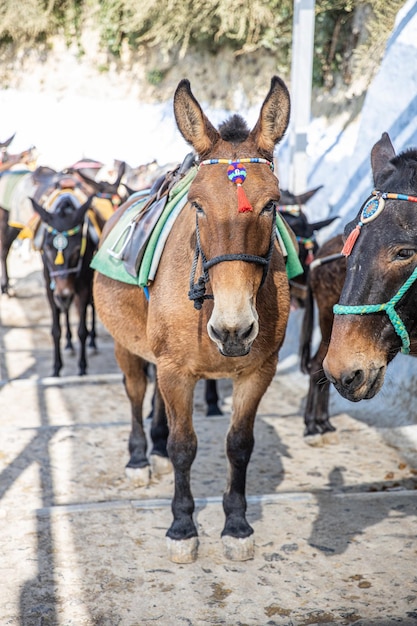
<box><xmin>45</xmin><ymin>223</ymin><xmax>82</xmax><ymax>265</ymax></box>
<box><xmin>334</xmin><ymin>190</ymin><xmax>417</xmax><ymax>354</ymax></box>
<box><xmin>188</xmin><ymin>157</ymin><xmax>276</xmax><ymax>309</ymax></box>
<box><xmin>43</xmin><ymin>217</ymin><xmax>89</xmax><ymax>283</ymax></box>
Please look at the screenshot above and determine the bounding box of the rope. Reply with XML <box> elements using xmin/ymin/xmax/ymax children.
<box><xmin>188</xmin><ymin>206</ymin><xmax>277</xmax><ymax>310</ymax></box>
<box><xmin>334</xmin><ymin>265</ymin><xmax>417</xmax><ymax>354</ymax></box>
<box><xmin>188</xmin><ymin>213</ymin><xmax>213</xmax><ymax>310</ymax></box>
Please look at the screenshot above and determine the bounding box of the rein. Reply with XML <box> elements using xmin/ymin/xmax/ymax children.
<box><xmin>334</xmin><ymin>190</ymin><xmax>417</xmax><ymax>354</ymax></box>
<box><xmin>188</xmin><ymin>157</ymin><xmax>276</xmax><ymax>310</ymax></box>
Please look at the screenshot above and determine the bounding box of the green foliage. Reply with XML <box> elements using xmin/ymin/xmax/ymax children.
<box><xmin>146</xmin><ymin>69</ymin><xmax>166</xmax><ymax>86</ymax></box>
<box><xmin>0</xmin><ymin>0</ymin><xmax>408</xmax><ymax>88</ymax></box>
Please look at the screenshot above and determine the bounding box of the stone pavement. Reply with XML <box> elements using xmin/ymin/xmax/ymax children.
<box><xmin>1</xmin><ymin>244</ymin><xmax>417</xmax><ymax>626</ymax></box>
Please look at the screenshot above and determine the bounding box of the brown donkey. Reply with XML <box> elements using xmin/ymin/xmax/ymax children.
<box><xmin>93</xmin><ymin>76</ymin><xmax>294</xmax><ymax>563</ymax></box>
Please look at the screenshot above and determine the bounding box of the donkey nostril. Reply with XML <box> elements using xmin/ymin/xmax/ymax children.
<box><xmin>240</xmin><ymin>323</ymin><xmax>254</xmax><ymax>340</ymax></box>
<box><xmin>342</xmin><ymin>369</ymin><xmax>363</xmax><ymax>389</ymax></box>
<box><xmin>209</xmin><ymin>324</ymin><xmax>227</xmax><ymax>343</ymax></box>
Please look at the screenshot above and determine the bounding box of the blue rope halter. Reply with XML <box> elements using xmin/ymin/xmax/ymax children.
<box><xmin>334</xmin><ymin>190</ymin><xmax>417</xmax><ymax>355</ymax></box>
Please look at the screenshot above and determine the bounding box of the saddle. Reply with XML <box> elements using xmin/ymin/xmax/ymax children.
<box><xmin>109</xmin><ymin>152</ymin><xmax>196</xmax><ymax>278</ymax></box>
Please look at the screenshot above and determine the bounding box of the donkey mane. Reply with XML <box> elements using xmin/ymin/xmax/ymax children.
<box><xmin>391</xmin><ymin>148</ymin><xmax>417</xmax><ymax>169</ymax></box>
<box><xmin>391</xmin><ymin>148</ymin><xmax>417</xmax><ymax>187</ymax></box>
<box><xmin>218</xmin><ymin>114</ymin><xmax>250</xmax><ymax>143</ymax></box>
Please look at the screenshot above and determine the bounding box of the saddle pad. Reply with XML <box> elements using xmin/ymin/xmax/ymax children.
<box><xmin>91</xmin><ymin>166</ymin><xmax>198</xmax><ymax>286</ymax></box>
<box><xmin>92</xmin><ymin>196</ymin><xmax>115</xmax><ymax>223</ymax></box>
<box><xmin>0</xmin><ymin>170</ymin><xmax>31</xmax><ymax>211</ymax></box>
<box><xmin>276</xmin><ymin>214</ymin><xmax>304</xmax><ymax>279</ymax></box>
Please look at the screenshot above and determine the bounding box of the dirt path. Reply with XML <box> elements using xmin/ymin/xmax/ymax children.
<box><xmin>1</xmin><ymin>244</ymin><xmax>417</xmax><ymax>626</ymax></box>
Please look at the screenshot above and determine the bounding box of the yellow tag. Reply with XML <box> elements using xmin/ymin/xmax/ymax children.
<box><xmin>55</xmin><ymin>250</ymin><xmax>64</xmax><ymax>265</ymax></box>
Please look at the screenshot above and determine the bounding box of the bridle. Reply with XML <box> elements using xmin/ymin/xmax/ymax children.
<box><xmin>334</xmin><ymin>190</ymin><xmax>417</xmax><ymax>354</ymax></box>
<box><xmin>42</xmin><ymin>216</ymin><xmax>89</xmax><ymax>287</ymax></box>
<box><xmin>188</xmin><ymin>207</ymin><xmax>277</xmax><ymax>310</ymax></box>
<box><xmin>188</xmin><ymin>157</ymin><xmax>278</xmax><ymax>310</ymax></box>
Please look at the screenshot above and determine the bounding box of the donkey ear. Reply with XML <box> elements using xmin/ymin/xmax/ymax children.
<box><xmin>310</xmin><ymin>216</ymin><xmax>339</xmax><ymax>231</ymax></box>
<box><xmin>294</xmin><ymin>185</ymin><xmax>324</xmax><ymax>205</ymax></box>
<box><xmin>115</xmin><ymin>160</ymin><xmax>126</xmax><ymax>185</ymax></box>
<box><xmin>75</xmin><ymin>195</ymin><xmax>94</xmax><ymax>220</ymax></box>
<box><xmin>30</xmin><ymin>198</ymin><xmax>51</xmax><ymax>224</ymax></box>
<box><xmin>173</xmin><ymin>79</ymin><xmax>220</xmax><ymax>157</ymax></box>
<box><xmin>1</xmin><ymin>132</ymin><xmax>16</xmax><ymax>149</ymax></box>
<box><xmin>371</xmin><ymin>132</ymin><xmax>397</xmax><ymax>186</ymax></box>
<box><xmin>250</xmin><ymin>76</ymin><xmax>291</xmax><ymax>157</ymax></box>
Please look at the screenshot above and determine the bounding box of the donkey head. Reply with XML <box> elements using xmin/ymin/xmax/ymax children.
<box><xmin>174</xmin><ymin>76</ymin><xmax>290</xmax><ymax>357</ymax></box>
<box><xmin>31</xmin><ymin>192</ymin><xmax>93</xmax><ymax>312</ymax></box>
<box><xmin>324</xmin><ymin>132</ymin><xmax>417</xmax><ymax>401</ymax></box>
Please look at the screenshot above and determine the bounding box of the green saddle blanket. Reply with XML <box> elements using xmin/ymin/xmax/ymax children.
<box><xmin>91</xmin><ymin>168</ymin><xmax>303</xmax><ymax>289</ymax></box>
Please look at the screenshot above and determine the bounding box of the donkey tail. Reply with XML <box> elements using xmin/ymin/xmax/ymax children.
<box><xmin>299</xmin><ymin>279</ymin><xmax>314</xmax><ymax>374</ymax></box>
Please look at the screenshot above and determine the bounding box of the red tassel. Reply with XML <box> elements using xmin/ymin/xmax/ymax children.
<box><xmin>237</xmin><ymin>184</ymin><xmax>252</xmax><ymax>212</ymax></box>
<box><xmin>306</xmin><ymin>249</ymin><xmax>314</xmax><ymax>265</ymax></box>
<box><xmin>341</xmin><ymin>224</ymin><xmax>361</xmax><ymax>256</ymax></box>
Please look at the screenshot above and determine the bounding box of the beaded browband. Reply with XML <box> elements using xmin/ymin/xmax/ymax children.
<box><xmin>199</xmin><ymin>157</ymin><xmax>274</xmax><ymax>213</ymax></box>
<box><xmin>342</xmin><ymin>190</ymin><xmax>417</xmax><ymax>256</ymax></box>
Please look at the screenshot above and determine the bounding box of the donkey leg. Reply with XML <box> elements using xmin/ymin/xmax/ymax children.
<box><xmin>304</xmin><ymin>344</ymin><xmax>336</xmax><ymax>441</ymax></box>
<box><xmin>0</xmin><ymin>217</ymin><xmax>19</xmax><ymax>295</ymax></box>
<box><xmin>149</xmin><ymin>377</ymin><xmax>171</xmax><ymax>478</ymax></box>
<box><xmin>64</xmin><ymin>311</ymin><xmax>74</xmax><ymax>351</ymax></box>
<box><xmin>50</xmin><ymin>307</ymin><xmax>63</xmax><ymax>377</ymax></box>
<box><xmin>0</xmin><ymin>220</ymin><xmax>8</xmax><ymax>295</ymax></box>
<box><xmin>158</xmin><ymin>369</ymin><xmax>198</xmax><ymax>563</ymax></box>
<box><xmin>114</xmin><ymin>342</ymin><xmax>151</xmax><ymax>486</ymax></box>
<box><xmin>88</xmin><ymin>301</ymin><xmax>97</xmax><ymax>349</ymax></box>
<box><xmin>221</xmin><ymin>368</ymin><xmax>274</xmax><ymax>561</ymax></box>
<box><xmin>76</xmin><ymin>294</ymin><xmax>89</xmax><ymax>376</ymax></box>
<box><xmin>205</xmin><ymin>379</ymin><xmax>223</xmax><ymax>416</ymax></box>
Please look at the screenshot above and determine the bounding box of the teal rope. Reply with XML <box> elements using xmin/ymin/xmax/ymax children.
<box><xmin>334</xmin><ymin>265</ymin><xmax>417</xmax><ymax>354</ymax></box>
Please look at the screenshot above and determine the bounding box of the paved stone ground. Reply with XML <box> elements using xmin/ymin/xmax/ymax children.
<box><xmin>2</xmin><ymin>243</ymin><xmax>417</xmax><ymax>626</ymax></box>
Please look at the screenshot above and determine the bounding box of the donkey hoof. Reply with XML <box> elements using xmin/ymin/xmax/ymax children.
<box><xmin>166</xmin><ymin>536</ymin><xmax>199</xmax><ymax>563</ymax></box>
<box><xmin>322</xmin><ymin>430</ymin><xmax>340</xmax><ymax>445</ymax></box>
<box><xmin>222</xmin><ymin>535</ymin><xmax>255</xmax><ymax>561</ymax></box>
<box><xmin>125</xmin><ymin>464</ymin><xmax>151</xmax><ymax>486</ymax></box>
<box><xmin>151</xmin><ymin>454</ymin><xmax>173</xmax><ymax>478</ymax></box>
<box><xmin>304</xmin><ymin>433</ymin><xmax>325</xmax><ymax>447</ymax></box>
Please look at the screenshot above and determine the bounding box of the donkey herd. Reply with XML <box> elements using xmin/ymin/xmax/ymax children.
<box><xmin>2</xmin><ymin>76</ymin><xmax>414</xmax><ymax>562</ymax></box>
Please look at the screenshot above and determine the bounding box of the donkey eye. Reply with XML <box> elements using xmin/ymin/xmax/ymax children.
<box><xmin>192</xmin><ymin>201</ymin><xmax>205</xmax><ymax>215</ymax></box>
<box><xmin>261</xmin><ymin>200</ymin><xmax>276</xmax><ymax>215</ymax></box>
<box><xmin>396</xmin><ymin>248</ymin><xmax>416</xmax><ymax>260</ymax></box>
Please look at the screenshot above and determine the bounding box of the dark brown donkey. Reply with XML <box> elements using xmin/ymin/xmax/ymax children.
<box><xmin>299</xmin><ymin>234</ymin><xmax>346</xmax><ymax>439</ymax></box>
<box><xmin>324</xmin><ymin>132</ymin><xmax>417</xmax><ymax>401</ymax></box>
<box><xmin>94</xmin><ymin>76</ymin><xmax>294</xmax><ymax>563</ymax></box>
<box><xmin>31</xmin><ymin>177</ymin><xmax>96</xmax><ymax>377</ymax></box>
